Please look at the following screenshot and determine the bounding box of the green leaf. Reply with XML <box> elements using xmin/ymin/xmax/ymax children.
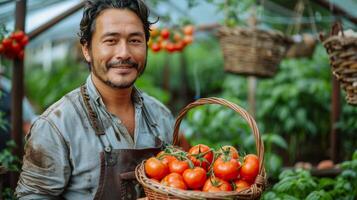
<box><xmin>306</xmin><ymin>190</ymin><xmax>333</xmax><ymax>200</ymax></box>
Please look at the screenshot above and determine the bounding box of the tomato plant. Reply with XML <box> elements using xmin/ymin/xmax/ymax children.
<box><xmin>183</xmin><ymin>25</ymin><xmax>194</xmax><ymax>36</ymax></box>
<box><xmin>160</xmin><ymin>28</ymin><xmax>170</xmax><ymax>39</ymax></box>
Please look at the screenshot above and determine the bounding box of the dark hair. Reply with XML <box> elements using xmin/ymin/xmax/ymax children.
<box><xmin>79</xmin><ymin>0</ymin><xmax>154</xmax><ymax>47</ymax></box>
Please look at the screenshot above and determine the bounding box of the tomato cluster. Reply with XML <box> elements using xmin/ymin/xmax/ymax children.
<box><xmin>144</xmin><ymin>144</ymin><xmax>260</xmax><ymax>192</ymax></box>
<box><xmin>148</xmin><ymin>25</ymin><xmax>194</xmax><ymax>53</ymax></box>
<box><xmin>0</xmin><ymin>30</ymin><xmax>29</xmax><ymax>60</ymax></box>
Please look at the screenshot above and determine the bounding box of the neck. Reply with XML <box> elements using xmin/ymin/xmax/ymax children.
<box><xmin>91</xmin><ymin>73</ymin><xmax>133</xmax><ymax>112</ymax></box>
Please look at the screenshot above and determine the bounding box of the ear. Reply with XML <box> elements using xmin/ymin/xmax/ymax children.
<box><xmin>81</xmin><ymin>43</ymin><xmax>92</xmax><ymax>63</ymax></box>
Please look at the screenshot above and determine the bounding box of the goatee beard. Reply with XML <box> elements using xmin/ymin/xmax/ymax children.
<box><xmin>104</xmin><ymin>78</ymin><xmax>137</xmax><ymax>89</ymax></box>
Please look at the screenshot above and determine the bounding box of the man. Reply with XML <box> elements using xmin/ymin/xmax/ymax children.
<box><xmin>16</xmin><ymin>0</ymin><xmax>175</xmax><ymax>199</ymax></box>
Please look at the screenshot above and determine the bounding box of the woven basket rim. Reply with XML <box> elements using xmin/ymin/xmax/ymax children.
<box><xmin>136</xmin><ymin>161</ymin><xmax>266</xmax><ymax>199</ymax></box>
<box><xmin>136</xmin><ymin>97</ymin><xmax>267</xmax><ymax>199</ymax></box>
<box><xmin>322</xmin><ymin>35</ymin><xmax>357</xmax><ymax>46</ymax></box>
<box><xmin>217</xmin><ymin>26</ymin><xmax>293</xmax><ymax>44</ymax></box>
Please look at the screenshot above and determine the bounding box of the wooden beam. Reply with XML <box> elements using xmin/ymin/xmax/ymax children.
<box><xmin>330</xmin><ymin>76</ymin><xmax>340</xmax><ymax>163</ymax></box>
<box><xmin>28</xmin><ymin>1</ymin><xmax>85</xmax><ymax>40</ymax></box>
<box><xmin>314</xmin><ymin>0</ymin><xmax>357</xmax><ymax>24</ymax></box>
<box><xmin>10</xmin><ymin>0</ymin><xmax>26</xmax><ymax>189</ymax></box>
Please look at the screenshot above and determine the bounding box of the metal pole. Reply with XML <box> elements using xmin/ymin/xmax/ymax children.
<box><xmin>330</xmin><ymin>76</ymin><xmax>340</xmax><ymax>163</ymax></box>
<box><xmin>27</xmin><ymin>1</ymin><xmax>85</xmax><ymax>40</ymax></box>
<box><xmin>11</xmin><ymin>0</ymin><xmax>26</xmax><ymax>188</ymax></box>
<box><xmin>248</xmin><ymin>76</ymin><xmax>257</xmax><ymax>118</ymax></box>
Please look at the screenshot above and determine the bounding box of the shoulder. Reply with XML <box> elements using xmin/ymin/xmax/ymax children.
<box><xmin>41</xmin><ymin>88</ymin><xmax>82</xmax><ymax>119</ymax></box>
<box><xmin>33</xmin><ymin>88</ymin><xmax>85</xmax><ymax>138</ymax></box>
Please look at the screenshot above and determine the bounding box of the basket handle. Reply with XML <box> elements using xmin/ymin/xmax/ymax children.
<box><xmin>172</xmin><ymin>97</ymin><xmax>265</xmax><ymax>173</ymax></box>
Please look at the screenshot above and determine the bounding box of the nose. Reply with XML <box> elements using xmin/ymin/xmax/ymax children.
<box><xmin>115</xmin><ymin>41</ymin><xmax>131</xmax><ymax>61</ymax></box>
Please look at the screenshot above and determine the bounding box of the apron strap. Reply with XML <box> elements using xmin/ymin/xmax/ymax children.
<box><xmin>81</xmin><ymin>85</ymin><xmax>167</xmax><ymax>150</ymax></box>
<box><xmin>80</xmin><ymin>85</ymin><xmax>105</xmax><ymax>135</ymax></box>
<box><xmin>80</xmin><ymin>85</ymin><xmax>110</xmax><ymax>153</ymax></box>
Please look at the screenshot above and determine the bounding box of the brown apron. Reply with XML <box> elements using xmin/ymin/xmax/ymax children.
<box><xmin>80</xmin><ymin>86</ymin><xmax>165</xmax><ymax>200</ymax></box>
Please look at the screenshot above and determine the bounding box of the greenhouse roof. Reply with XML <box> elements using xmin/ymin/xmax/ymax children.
<box><xmin>0</xmin><ymin>0</ymin><xmax>356</xmax><ymax>47</ymax></box>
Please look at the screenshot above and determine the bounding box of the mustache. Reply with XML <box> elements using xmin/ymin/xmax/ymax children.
<box><xmin>106</xmin><ymin>60</ymin><xmax>139</xmax><ymax>69</ymax></box>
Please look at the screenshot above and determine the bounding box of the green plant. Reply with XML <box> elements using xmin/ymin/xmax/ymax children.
<box><xmin>261</xmin><ymin>150</ymin><xmax>357</xmax><ymax>200</ymax></box>
<box><xmin>0</xmin><ymin>140</ymin><xmax>21</xmax><ymax>172</ymax></box>
<box><xmin>25</xmin><ymin>59</ymin><xmax>88</xmax><ymax>112</ymax></box>
<box><xmin>186</xmin><ymin>0</ymin><xmax>256</xmax><ymax>27</ymax></box>
<box><xmin>255</xmin><ymin>45</ymin><xmax>332</xmax><ymax>163</ymax></box>
<box><xmin>1</xmin><ymin>188</ymin><xmax>16</xmax><ymax>200</ymax></box>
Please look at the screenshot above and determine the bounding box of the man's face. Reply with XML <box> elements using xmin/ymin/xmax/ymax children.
<box><xmin>82</xmin><ymin>8</ymin><xmax>147</xmax><ymax>89</ymax></box>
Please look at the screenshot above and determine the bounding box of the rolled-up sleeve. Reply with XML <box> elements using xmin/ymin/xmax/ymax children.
<box><xmin>16</xmin><ymin>117</ymin><xmax>70</xmax><ymax>199</ymax></box>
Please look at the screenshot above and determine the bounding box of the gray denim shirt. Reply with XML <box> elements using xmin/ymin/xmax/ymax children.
<box><xmin>15</xmin><ymin>75</ymin><xmax>174</xmax><ymax>200</ymax></box>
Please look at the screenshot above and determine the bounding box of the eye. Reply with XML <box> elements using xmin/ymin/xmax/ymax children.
<box><xmin>129</xmin><ymin>38</ymin><xmax>143</xmax><ymax>44</ymax></box>
<box><xmin>104</xmin><ymin>39</ymin><xmax>116</xmax><ymax>45</ymax></box>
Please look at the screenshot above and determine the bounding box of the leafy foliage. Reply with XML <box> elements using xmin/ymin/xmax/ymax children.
<box><xmin>0</xmin><ymin>140</ymin><xmax>20</xmax><ymax>172</ymax></box>
<box><xmin>261</xmin><ymin>150</ymin><xmax>357</xmax><ymax>200</ymax></box>
<box><xmin>25</xmin><ymin>57</ymin><xmax>171</xmax><ymax>112</ymax></box>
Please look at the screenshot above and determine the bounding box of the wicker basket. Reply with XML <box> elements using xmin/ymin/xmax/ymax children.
<box><xmin>136</xmin><ymin>97</ymin><xmax>266</xmax><ymax>199</ymax></box>
<box><xmin>217</xmin><ymin>26</ymin><xmax>291</xmax><ymax>78</ymax></box>
<box><xmin>286</xmin><ymin>34</ymin><xmax>317</xmax><ymax>58</ymax></box>
<box><xmin>322</xmin><ymin>34</ymin><xmax>357</xmax><ymax>105</ymax></box>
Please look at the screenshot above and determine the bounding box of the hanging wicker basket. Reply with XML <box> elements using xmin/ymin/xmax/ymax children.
<box><xmin>321</xmin><ymin>29</ymin><xmax>357</xmax><ymax>105</ymax></box>
<box><xmin>136</xmin><ymin>97</ymin><xmax>266</xmax><ymax>200</ymax></box>
<box><xmin>217</xmin><ymin>26</ymin><xmax>292</xmax><ymax>78</ymax></box>
<box><xmin>286</xmin><ymin>34</ymin><xmax>317</xmax><ymax>58</ymax></box>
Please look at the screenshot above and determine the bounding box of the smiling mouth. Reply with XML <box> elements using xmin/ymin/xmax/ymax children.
<box><xmin>110</xmin><ymin>65</ymin><xmax>134</xmax><ymax>69</ymax></box>
<box><xmin>109</xmin><ymin>66</ymin><xmax>136</xmax><ymax>74</ymax></box>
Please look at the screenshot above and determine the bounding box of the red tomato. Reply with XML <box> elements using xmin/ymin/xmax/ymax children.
<box><xmin>19</xmin><ymin>35</ymin><xmax>29</xmax><ymax>47</ymax></box>
<box><xmin>183</xmin><ymin>35</ymin><xmax>193</xmax><ymax>45</ymax></box>
<box><xmin>2</xmin><ymin>38</ymin><xmax>12</xmax><ymax>49</ymax></box>
<box><xmin>219</xmin><ymin>145</ymin><xmax>239</xmax><ymax>159</ymax></box>
<box><xmin>160</xmin><ymin>28</ymin><xmax>170</xmax><ymax>39</ymax></box>
<box><xmin>17</xmin><ymin>50</ymin><xmax>25</xmax><ymax>60</ymax></box>
<box><xmin>183</xmin><ymin>25</ymin><xmax>194</xmax><ymax>36</ymax></box>
<box><xmin>11</xmin><ymin>41</ymin><xmax>21</xmax><ymax>55</ymax></box>
<box><xmin>156</xmin><ymin>151</ymin><xmax>177</xmax><ymax>165</ymax></box>
<box><xmin>150</xmin><ymin>43</ymin><xmax>161</xmax><ymax>52</ymax></box>
<box><xmin>144</xmin><ymin>157</ymin><xmax>169</xmax><ymax>180</ymax></box>
<box><xmin>182</xmin><ymin>167</ymin><xmax>207</xmax><ymax>190</ymax></box>
<box><xmin>169</xmin><ymin>159</ymin><xmax>189</xmax><ymax>174</ymax></box>
<box><xmin>173</xmin><ymin>41</ymin><xmax>184</xmax><ymax>52</ymax></box>
<box><xmin>213</xmin><ymin>157</ymin><xmax>240</xmax><ymax>181</ymax></box>
<box><xmin>202</xmin><ymin>177</ymin><xmax>232</xmax><ymax>192</ymax></box>
<box><xmin>173</xmin><ymin>32</ymin><xmax>182</xmax><ymax>42</ymax></box>
<box><xmin>165</xmin><ymin>42</ymin><xmax>175</xmax><ymax>53</ymax></box>
<box><xmin>188</xmin><ymin>144</ymin><xmax>213</xmax><ymax>171</ymax></box>
<box><xmin>159</xmin><ymin>40</ymin><xmax>167</xmax><ymax>50</ymax></box>
<box><xmin>11</xmin><ymin>31</ymin><xmax>25</xmax><ymax>42</ymax></box>
<box><xmin>239</xmin><ymin>154</ymin><xmax>259</xmax><ymax>183</ymax></box>
<box><xmin>161</xmin><ymin>172</ymin><xmax>187</xmax><ymax>190</ymax></box>
<box><xmin>150</xmin><ymin>26</ymin><xmax>159</xmax><ymax>38</ymax></box>
<box><xmin>234</xmin><ymin>179</ymin><xmax>250</xmax><ymax>192</ymax></box>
